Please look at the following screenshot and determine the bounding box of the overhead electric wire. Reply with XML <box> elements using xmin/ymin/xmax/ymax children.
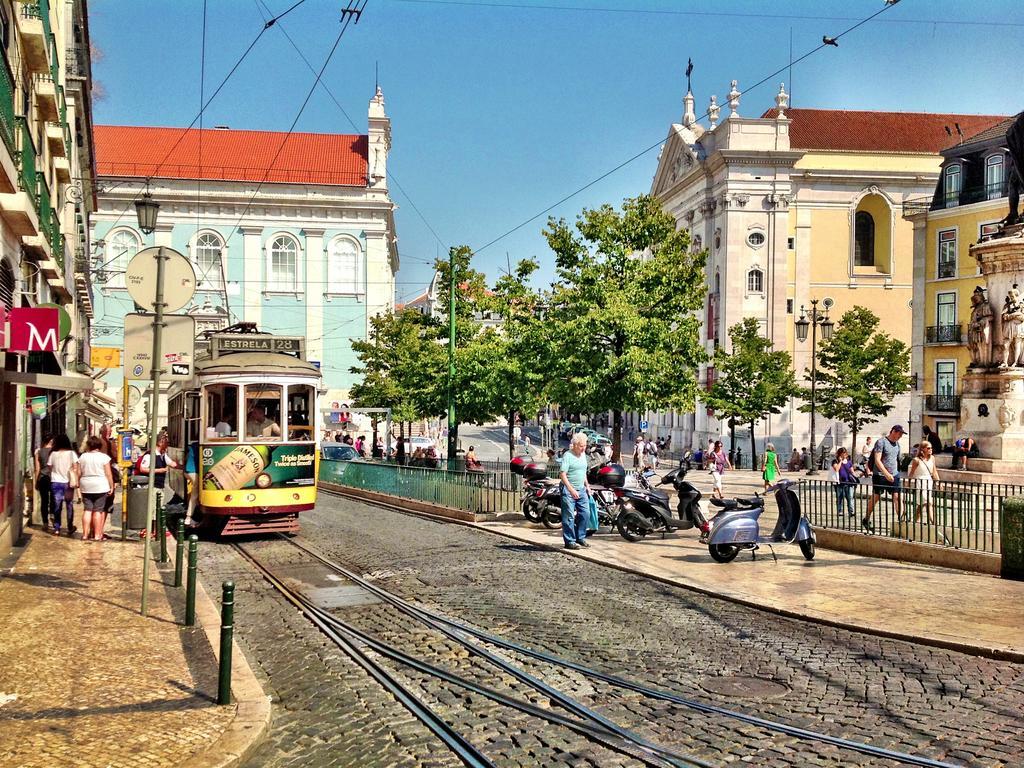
<box><xmin>255</xmin><ymin>0</ymin><xmax>449</xmax><ymax>251</ymax></box>
<box><xmin>392</xmin><ymin>0</ymin><xmax>1024</xmax><ymax>28</ymax></box>
<box><xmin>100</xmin><ymin>0</ymin><xmax>311</xmax><ymax>233</ymax></box>
<box><xmin>472</xmin><ymin>0</ymin><xmax>899</xmax><ymax>255</ymax></box>
<box><xmin>223</xmin><ymin>0</ymin><xmax>370</xmax><ymax>239</ymax></box>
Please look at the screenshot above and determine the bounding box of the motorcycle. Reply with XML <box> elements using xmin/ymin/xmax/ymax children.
<box><xmin>535</xmin><ymin>450</ymin><xmax>625</xmax><ymax>531</ymax></box>
<box><xmin>705</xmin><ymin>479</ymin><xmax>816</xmax><ymax>563</ymax></box>
<box><xmin>615</xmin><ymin>459</ymin><xmax>710</xmax><ymax>542</ymax></box>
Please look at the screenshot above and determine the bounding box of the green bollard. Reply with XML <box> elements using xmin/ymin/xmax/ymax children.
<box><xmin>185</xmin><ymin>535</ymin><xmax>199</xmax><ymax>626</ymax></box>
<box><xmin>174</xmin><ymin>520</ymin><xmax>185</xmax><ymax>587</ymax></box>
<box><xmin>158</xmin><ymin>504</ymin><xmax>168</xmax><ymax>563</ymax></box>
<box><xmin>218</xmin><ymin>581</ymin><xmax>234</xmax><ymax>705</ymax></box>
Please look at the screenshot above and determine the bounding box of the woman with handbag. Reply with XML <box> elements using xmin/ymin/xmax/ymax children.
<box><xmin>47</xmin><ymin>435</ymin><xmax>78</xmax><ymax>537</ymax></box>
<box><xmin>78</xmin><ymin>436</ymin><xmax>115</xmax><ymax>541</ymax></box>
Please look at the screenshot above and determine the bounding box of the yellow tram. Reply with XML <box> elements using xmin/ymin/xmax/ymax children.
<box><xmin>166</xmin><ymin>329</ymin><xmax>321</xmax><ymax>535</ymax></box>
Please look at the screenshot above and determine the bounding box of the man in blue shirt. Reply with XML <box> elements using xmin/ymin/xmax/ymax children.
<box><xmin>559</xmin><ymin>432</ymin><xmax>592</xmax><ymax>549</ymax></box>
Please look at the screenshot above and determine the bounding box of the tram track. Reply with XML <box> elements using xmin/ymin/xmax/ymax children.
<box><xmin>232</xmin><ymin>540</ymin><xmax>713</xmax><ymax>768</ymax></box>
<box><xmin>233</xmin><ymin>524</ymin><xmax>966</xmax><ymax>768</ymax></box>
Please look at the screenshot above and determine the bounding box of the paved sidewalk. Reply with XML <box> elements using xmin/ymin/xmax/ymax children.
<box><xmin>0</xmin><ymin>526</ymin><xmax>259</xmax><ymax>768</ymax></box>
<box><xmin>477</xmin><ymin>469</ymin><xmax>1024</xmax><ymax>661</ymax></box>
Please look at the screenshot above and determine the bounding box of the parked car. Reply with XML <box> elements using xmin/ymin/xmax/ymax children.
<box><xmin>321</xmin><ymin>444</ymin><xmax>360</xmax><ymax>462</ymax></box>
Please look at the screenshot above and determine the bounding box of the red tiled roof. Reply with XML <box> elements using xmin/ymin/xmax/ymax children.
<box><xmin>94</xmin><ymin>125</ymin><xmax>368</xmax><ymax>186</ymax></box>
<box><xmin>958</xmin><ymin>115</ymin><xmax>1016</xmax><ymax>147</ymax></box>
<box><xmin>760</xmin><ymin>108</ymin><xmax>1008</xmax><ymax>153</ymax></box>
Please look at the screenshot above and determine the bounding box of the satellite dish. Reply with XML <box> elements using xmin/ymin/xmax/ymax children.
<box><xmin>125</xmin><ymin>247</ymin><xmax>197</xmax><ymax>313</ymax></box>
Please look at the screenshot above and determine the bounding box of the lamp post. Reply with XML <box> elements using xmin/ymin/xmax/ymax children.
<box><xmin>795</xmin><ymin>299</ymin><xmax>833</xmax><ymax>475</ymax></box>
<box><xmin>135</xmin><ymin>191</ymin><xmax>162</xmax><ymax>616</ymax></box>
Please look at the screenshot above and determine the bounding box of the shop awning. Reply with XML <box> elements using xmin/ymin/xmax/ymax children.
<box><xmin>0</xmin><ymin>370</ymin><xmax>95</xmax><ymax>393</ymax></box>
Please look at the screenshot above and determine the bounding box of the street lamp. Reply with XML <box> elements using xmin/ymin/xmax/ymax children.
<box><xmin>795</xmin><ymin>299</ymin><xmax>832</xmax><ymax>475</ymax></box>
<box><xmin>135</xmin><ymin>191</ymin><xmax>160</xmax><ymax>235</ymax></box>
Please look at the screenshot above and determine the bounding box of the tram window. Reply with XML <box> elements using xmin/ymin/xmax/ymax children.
<box><xmin>167</xmin><ymin>394</ymin><xmax>184</xmax><ymax>448</ymax></box>
<box><xmin>185</xmin><ymin>394</ymin><xmax>201</xmax><ymax>444</ymax></box>
<box><xmin>204</xmin><ymin>383</ymin><xmax>239</xmax><ymax>441</ymax></box>
<box><xmin>286</xmin><ymin>384</ymin><xmax>315</xmax><ymax>442</ymax></box>
<box><xmin>244</xmin><ymin>384</ymin><xmax>283</xmax><ymax>441</ymax></box>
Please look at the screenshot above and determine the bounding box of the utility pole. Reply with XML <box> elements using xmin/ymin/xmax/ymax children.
<box><xmin>140</xmin><ymin>247</ymin><xmax>166</xmax><ymax>617</ymax></box>
<box><xmin>120</xmin><ymin>378</ymin><xmax>129</xmax><ymax>541</ymax></box>
<box><xmin>446</xmin><ymin>248</ymin><xmax>457</xmax><ymax>468</ymax></box>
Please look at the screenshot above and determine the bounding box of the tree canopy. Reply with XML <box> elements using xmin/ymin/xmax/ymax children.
<box><xmin>705</xmin><ymin>317</ymin><xmax>799</xmax><ymax>462</ymax></box>
<box><xmin>803</xmin><ymin>305</ymin><xmax>910</xmax><ymax>451</ymax></box>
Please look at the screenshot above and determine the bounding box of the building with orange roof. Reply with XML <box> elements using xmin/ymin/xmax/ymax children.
<box><xmin>89</xmin><ymin>87</ymin><xmax>399</xmax><ymax>424</ymax></box>
<box><xmin>635</xmin><ymin>80</ymin><xmax>1007</xmax><ymax>460</ymax></box>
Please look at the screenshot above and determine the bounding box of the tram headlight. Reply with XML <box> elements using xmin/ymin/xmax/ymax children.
<box><xmin>292</xmin><ymin>493</ymin><xmax>300</xmax><ymax>500</ymax></box>
<box><xmin>224</xmin><ymin>494</ymin><xmax>233</xmax><ymax>502</ymax></box>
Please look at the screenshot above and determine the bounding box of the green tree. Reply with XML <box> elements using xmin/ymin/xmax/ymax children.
<box><xmin>705</xmin><ymin>317</ymin><xmax>799</xmax><ymax>466</ymax></box>
<box><xmin>803</xmin><ymin>306</ymin><xmax>910</xmax><ymax>453</ymax></box>
<box><xmin>487</xmin><ymin>258</ymin><xmax>551</xmax><ymax>457</ymax></box>
<box><xmin>349</xmin><ymin>308</ymin><xmax>445</xmax><ymax>449</ymax></box>
<box><xmin>543</xmin><ymin>194</ymin><xmax>707</xmax><ymax>460</ymax></box>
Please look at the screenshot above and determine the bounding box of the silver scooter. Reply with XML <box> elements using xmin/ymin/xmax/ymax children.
<box><xmin>705</xmin><ymin>479</ymin><xmax>815</xmax><ymax>563</ymax></box>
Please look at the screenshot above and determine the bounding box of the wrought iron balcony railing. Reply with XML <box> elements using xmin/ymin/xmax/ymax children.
<box><xmin>926</xmin><ymin>324</ymin><xmax>962</xmax><ymax>344</ymax></box>
<box><xmin>924</xmin><ymin>394</ymin><xmax>960</xmax><ymax>413</ymax></box>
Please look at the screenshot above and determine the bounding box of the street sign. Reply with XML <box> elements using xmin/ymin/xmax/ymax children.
<box><xmin>29</xmin><ymin>395</ymin><xmax>47</xmax><ymax>418</ymax></box>
<box><xmin>124</xmin><ymin>313</ymin><xmax>196</xmax><ymax>381</ymax></box>
<box><xmin>125</xmin><ymin>247</ymin><xmax>197</xmax><ymax>313</ymax></box>
<box><xmin>37</xmin><ymin>303</ymin><xmax>72</xmax><ymax>339</ymax></box>
<box><xmin>91</xmin><ymin>346</ymin><xmax>121</xmax><ymax>368</ymax></box>
<box><xmin>639</xmin><ymin>420</ymin><xmax>649</xmax><ymax>431</ymax></box>
<box><xmin>6</xmin><ymin>307</ymin><xmax>59</xmax><ymax>351</ymax></box>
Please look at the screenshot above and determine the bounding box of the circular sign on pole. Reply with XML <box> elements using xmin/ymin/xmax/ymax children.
<box><xmin>125</xmin><ymin>247</ymin><xmax>196</xmax><ymax>313</ymax></box>
<box><xmin>37</xmin><ymin>303</ymin><xmax>72</xmax><ymax>339</ymax></box>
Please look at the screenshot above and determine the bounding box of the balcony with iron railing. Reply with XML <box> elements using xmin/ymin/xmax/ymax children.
<box><xmin>16</xmin><ymin>1</ymin><xmax>48</xmax><ymax>72</ymax></box>
<box><xmin>937</xmin><ymin>259</ymin><xmax>957</xmax><ymax>279</ymax></box>
<box><xmin>16</xmin><ymin>116</ymin><xmax>39</xmax><ymax>202</ymax></box>
<box><xmin>0</xmin><ymin>54</ymin><xmax>15</xmax><ymax>158</ymax></box>
<box><xmin>924</xmin><ymin>394</ymin><xmax>960</xmax><ymax>413</ymax></box>
<box><xmin>33</xmin><ymin>72</ymin><xmax>58</xmax><ymax>121</ymax></box>
<box><xmin>934</xmin><ymin>179</ymin><xmax>1009</xmax><ymax>211</ymax></box>
<box><xmin>926</xmin><ymin>324</ymin><xmax>962</xmax><ymax>344</ymax></box>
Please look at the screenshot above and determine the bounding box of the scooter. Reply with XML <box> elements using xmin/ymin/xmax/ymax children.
<box><xmin>537</xmin><ymin>451</ymin><xmax>625</xmax><ymax>531</ymax></box>
<box><xmin>705</xmin><ymin>479</ymin><xmax>816</xmax><ymax>563</ymax></box>
<box><xmin>614</xmin><ymin>459</ymin><xmax>709</xmax><ymax>542</ymax></box>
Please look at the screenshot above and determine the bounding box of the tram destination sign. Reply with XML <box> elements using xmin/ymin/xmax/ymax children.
<box><xmin>211</xmin><ymin>335</ymin><xmax>305</xmax><ymax>358</ymax></box>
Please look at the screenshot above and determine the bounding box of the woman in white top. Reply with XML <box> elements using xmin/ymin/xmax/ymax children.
<box><xmin>908</xmin><ymin>440</ymin><xmax>939</xmax><ymax>523</ymax></box>
<box><xmin>77</xmin><ymin>435</ymin><xmax>114</xmax><ymax>542</ymax></box>
<box><xmin>46</xmin><ymin>434</ymin><xmax>78</xmax><ymax>537</ymax></box>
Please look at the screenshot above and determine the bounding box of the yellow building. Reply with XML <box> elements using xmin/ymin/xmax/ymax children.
<box><xmin>641</xmin><ymin>82</ymin><xmax>1007</xmax><ymax>457</ymax></box>
<box><xmin>909</xmin><ymin>118</ymin><xmax>1014</xmax><ymax>446</ymax></box>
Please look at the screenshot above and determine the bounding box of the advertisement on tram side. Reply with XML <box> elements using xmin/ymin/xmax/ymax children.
<box><xmin>201</xmin><ymin>444</ymin><xmax>316</xmax><ymax>491</ymax></box>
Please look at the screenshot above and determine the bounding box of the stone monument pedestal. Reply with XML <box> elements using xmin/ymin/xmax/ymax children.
<box><xmin>941</xmin><ymin>229</ymin><xmax>1024</xmax><ymax>483</ymax></box>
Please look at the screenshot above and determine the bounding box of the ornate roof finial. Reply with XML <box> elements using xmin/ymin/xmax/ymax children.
<box><xmin>775</xmin><ymin>82</ymin><xmax>789</xmax><ymax>117</ymax></box>
<box><xmin>727</xmin><ymin>80</ymin><xmax>741</xmax><ymax>118</ymax></box>
<box><xmin>683</xmin><ymin>90</ymin><xmax>696</xmax><ymax>128</ymax></box>
<box><xmin>708</xmin><ymin>95</ymin><xmax>720</xmax><ymax>128</ymax></box>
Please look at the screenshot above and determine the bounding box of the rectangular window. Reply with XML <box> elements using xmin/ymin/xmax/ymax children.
<box><xmin>943</xmin><ymin>165</ymin><xmax>961</xmax><ymax>208</ymax></box>
<box><xmin>935</xmin><ymin>361</ymin><xmax>956</xmax><ymax>397</ymax></box>
<box><xmin>936</xmin><ymin>292</ymin><xmax>956</xmax><ymax>327</ymax></box>
<box><xmin>980</xmin><ymin>222</ymin><xmax>1001</xmax><ymax>240</ymax></box>
<box><xmin>786</xmin><ymin>298</ymin><xmax>794</xmax><ymax>314</ymax></box>
<box><xmin>787</xmin><ymin>237</ymin><xmax>795</xmax><ymax>250</ymax></box>
<box><xmin>285</xmin><ymin>384</ymin><xmax>315</xmax><ymax>443</ymax></box>
<box><xmin>204</xmin><ymin>384</ymin><xmax>240</xmax><ymax>441</ymax></box>
<box><xmin>937</xmin><ymin>229</ymin><xmax>957</xmax><ymax>279</ymax></box>
<box><xmin>934</xmin><ymin>419</ymin><xmax>955</xmax><ymax>445</ymax></box>
<box><xmin>985</xmin><ymin>155</ymin><xmax>1005</xmax><ymax>199</ymax></box>
<box><xmin>244</xmin><ymin>384</ymin><xmax>283</xmax><ymax>442</ymax></box>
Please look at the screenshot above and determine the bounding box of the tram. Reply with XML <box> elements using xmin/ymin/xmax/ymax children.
<box><xmin>165</xmin><ymin>326</ymin><xmax>321</xmax><ymax>535</ymax></box>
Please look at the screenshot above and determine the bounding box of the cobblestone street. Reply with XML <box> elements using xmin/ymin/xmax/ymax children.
<box><xmin>197</xmin><ymin>493</ymin><xmax>1024</xmax><ymax>767</ymax></box>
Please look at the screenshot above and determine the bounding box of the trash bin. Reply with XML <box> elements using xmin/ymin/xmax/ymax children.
<box><xmin>1002</xmin><ymin>496</ymin><xmax>1024</xmax><ymax>581</ymax></box>
<box><xmin>127</xmin><ymin>478</ymin><xmax>151</xmax><ymax>530</ymax></box>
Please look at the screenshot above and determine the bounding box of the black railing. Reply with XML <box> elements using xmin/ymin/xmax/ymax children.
<box><xmin>926</xmin><ymin>324</ymin><xmax>962</xmax><ymax>344</ymax></box>
<box><xmin>937</xmin><ymin>260</ymin><xmax>957</xmax><ymax>279</ymax></box>
<box><xmin>924</xmin><ymin>394</ymin><xmax>960</xmax><ymax>413</ymax></box>
<box><xmin>933</xmin><ymin>179</ymin><xmax>1009</xmax><ymax>211</ymax></box>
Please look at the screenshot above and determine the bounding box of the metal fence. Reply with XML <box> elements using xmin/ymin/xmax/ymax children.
<box><xmin>798</xmin><ymin>478</ymin><xmax>1021</xmax><ymax>554</ymax></box>
<box><xmin>320</xmin><ymin>460</ymin><xmax>522</xmax><ymax>516</ymax></box>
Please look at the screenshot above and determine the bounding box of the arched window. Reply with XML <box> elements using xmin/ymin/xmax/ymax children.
<box><xmin>943</xmin><ymin>164</ymin><xmax>961</xmax><ymax>207</ymax></box>
<box><xmin>747</xmin><ymin>268</ymin><xmax>764</xmax><ymax>294</ymax></box>
<box><xmin>327</xmin><ymin>236</ymin><xmax>361</xmax><ymax>294</ymax></box>
<box><xmin>985</xmin><ymin>154</ymin><xmax>1005</xmax><ymax>199</ymax></box>
<box><xmin>106</xmin><ymin>229</ymin><xmax>140</xmax><ymax>288</ymax></box>
<box><xmin>854</xmin><ymin>211</ymin><xmax>875</xmax><ymax>267</ymax></box>
<box><xmin>268</xmin><ymin>235</ymin><xmax>299</xmax><ymax>291</ymax></box>
<box><xmin>194</xmin><ymin>231</ymin><xmax>224</xmax><ymax>290</ymax></box>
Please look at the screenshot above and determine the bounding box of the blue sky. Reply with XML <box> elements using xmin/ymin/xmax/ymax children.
<box><xmin>90</xmin><ymin>0</ymin><xmax>1023</xmax><ymax>302</ymax></box>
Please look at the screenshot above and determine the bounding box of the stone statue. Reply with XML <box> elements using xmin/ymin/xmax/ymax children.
<box><xmin>1001</xmin><ymin>283</ymin><xmax>1024</xmax><ymax>367</ymax></box>
<box><xmin>1002</xmin><ymin>112</ymin><xmax>1024</xmax><ymax>227</ymax></box>
<box><xmin>967</xmin><ymin>286</ymin><xmax>995</xmax><ymax>368</ymax></box>
<box><xmin>998</xmin><ymin>402</ymin><xmax>1016</xmax><ymax>430</ymax></box>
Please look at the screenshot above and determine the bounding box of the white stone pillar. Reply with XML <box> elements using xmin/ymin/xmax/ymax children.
<box><xmin>240</xmin><ymin>226</ymin><xmax>263</xmax><ymax>328</ymax></box>
<box><xmin>303</xmin><ymin>228</ymin><xmax>325</xmax><ymax>365</ymax></box>
<box><xmin>153</xmin><ymin>222</ymin><xmax>173</xmax><ymax>248</ymax></box>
